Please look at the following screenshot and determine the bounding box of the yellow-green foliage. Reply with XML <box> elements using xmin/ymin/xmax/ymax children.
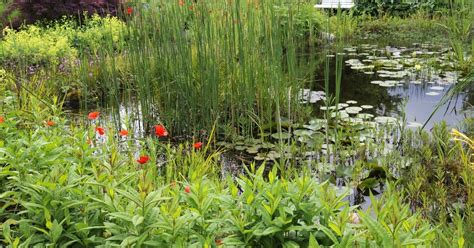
<box><xmin>0</xmin><ymin>15</ymin><xmax>126</xmax><ymax>65</ymax></box>
<box><xmin>0</xmin><ymin>25</ymin><xmax>77</xmax><ymax>65</ymax></box>
<box><xmin>75</xmin><ymin>15</ymin><xmax>126</xmax><ymax>54</ymax></box>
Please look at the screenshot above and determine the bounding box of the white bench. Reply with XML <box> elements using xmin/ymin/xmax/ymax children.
<box><xmin>315</xmin><ymin>0</ymin><xmax>354</xmax><ymax>9</ymax></box>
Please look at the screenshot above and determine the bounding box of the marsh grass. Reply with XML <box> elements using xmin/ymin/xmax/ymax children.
<box><xmin>73</xmin><ymin>0</ymin><xmax>317</xmax><ymax>139</ymax></box>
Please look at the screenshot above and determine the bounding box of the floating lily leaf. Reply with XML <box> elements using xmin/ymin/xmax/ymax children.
<box><xmin>271</xmin><ymin>132</ymin><xmax>291</xmax><ymax>140</ymax></box>
<box><xmin>246</xmin><ymin>147</ymin><xmax>260</xmax><ymax>154</ymax></box>
<box><xmin>345</xmin><ymin>106</ymin><xmax>363</xmax><ymax>114</ymax></box>
<box><xmin>234</xmin><ymin>145</ymin><xmax>246</xmax><ymax>151</ymax></box>
<box><xmin>331</xmin><ymin>112</ymin><xmax>349</xmax><ymax>119</ymax></box>
<box><xmin>360</xmin><ymin>105</ymin><xmax>373</xmax><ymax>109</ymax></box>
<box><xmin>266</xmin><ymin>151</ymin><xmax>281</xmax><ymax>160</ymax></box>
<box><xmin>261</xmin><ymin>142</ymin><xmax>276</xmax><ymax>149</ymax></box>
<box><xmin>429</xmin><ymin>86</ymin><xmax>444</xmax><ymax>91</ymax></box>
<box><xmin>346</xmin><ymin>100</ymin><xmax>357</xmax><ymax>104</ymax></box>
<box><xmin>338</xmin><ymin>103</ymin><xmax>349</xmax><ymax>108</ymax></box>
<box><xmin>426</xmin><ymin>91</ymin><xmax>440</xmax><ymax>96</ymax></box>
<box><xmin>293</xmin><ymin>129</ymin><xmax>314</xmax><ymax>137</ymax></box>
<box><xmin>357</xmin><ymin>113</ymin><xmax>374</xmax><ymax>119</ymax></box>
<box><xmin>254</xmin><ymin>155</ymin><xmax>266</xmax><ymax>161</ymax></box>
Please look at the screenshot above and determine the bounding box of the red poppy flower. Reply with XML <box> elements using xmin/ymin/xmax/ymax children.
<box><xmin>0</xmin><ymin>116</ymin><xmax>4</xmax><ymax>123</ymax></box>
<box><xmin>88</xmin><ymin>111</ymin><xmax>100</xmax><ymax>120</ymax></box>
<box><xmin>154</xmin><ymin>124</ymin><xmax>168</xmax><ymax>137</ymax></box>
<box><xmin>193</xmin><ymin>141</ymin><xmax>203</xmax><ymax>149</ymax></box>
<box><xmin>96</xmin><ymin>127</ymin><xmax>105</xmax><ymax>136</ymax></box>
<box><xmin>137</xmin><ymin>155</ymin><xmax>150</xmax><ymax>164</ymax></box>
<box><xmin>127</xmin><ymin>6</ymin><xmax>133</xmax><ymax>15</ymax></box>
<box><xmin>184</xmin><ymin>185</ymin><xmax>191</xmax><ymax>193</ymax></box>
<box><xmin>119</xmin><ymin>129</ymin><xmax>129</xmax><ymax>137</ymax></box>
<box><xmin>179</xmin><ymin>0</ymin><xmax>185</xmax><ymax>7</ymax></box>
<box><xmin>46</xmin><ymin>120</ymin><xmax>55</xmax><ymax>127</ymax></box>
<box><xmin>216</xmin><ymin>239</ymin><xmax>223</xmax><ymax>246</ymax></box>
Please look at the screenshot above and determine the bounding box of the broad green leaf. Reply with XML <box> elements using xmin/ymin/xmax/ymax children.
<box><xmin>309</xmin><ymin>233</ymin><xmax>321</xmax><ymax>248</ymax></box>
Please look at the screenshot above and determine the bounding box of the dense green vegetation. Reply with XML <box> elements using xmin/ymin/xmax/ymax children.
<box><xmin>0</xmin><ymin>0</ymin><xmax>473</xmax><ymax>247</ymax></box>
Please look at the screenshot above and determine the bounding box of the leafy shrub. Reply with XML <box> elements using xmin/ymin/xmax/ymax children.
<box><xmin>74</xmin><ymin>14</ymin><xmax>126</xmax><ymax>53</ymax></box>
<box><xmin>0</xmin><ymin>25</ymin><xmax>78</xmax><ymax>65</ymax></box>
<box><xmin>353</xmin><ymin>0</ymin><xmax>422</xmax><ymax>17</ymax></box>
<box><xmin>0</xmin><ymin>15</ymin><xmax>126</xmax><ymax>65</ymax></box>
<box><xmin>275</xmin><ymin>3</ymin><xmax>325</xmax><ymax>39</ymax></box>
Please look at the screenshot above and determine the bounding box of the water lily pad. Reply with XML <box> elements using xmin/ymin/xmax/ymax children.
<box><xmin>426</xmin><ymin>91</ymin><xmax>440</xmax><ymax>96</ymax></box>
<box><xmin>331</xmin><ymin>111</ymin><xmax>349</xmax><ymax>119</ymax></box>
<box><xmin>345</xmin><ymin>106</ymin><xmax>363</xmax><ymax>114</ymax></box>
<box><xmin>338</xmin><ymin>103</ymin><xmax>349</xmax><ymax>108</ymax></box>
<box><xmin>246</xmin><ymin>147</ymin><xmax>260</xmax><ymax>154</ymax></box>
<box><xmin>266</xmin><ymin>151</ymin><xmax>281</xmax><ymax>160</ymax></box>
<box><xmin>346</xmin><ymin>100</ymin><xmax>358</xmax><ymax>104</ymax></box>
<box><xmin>430</xmin><ymin>86</ymin><xmax>444</xmax><ymax>91</ymax></box>
<box><xmin>293</xmin><ymin>129</ymin><xmax>314</xmax><ymax>136</ymax></box>
<box><xmin>361</xmin><ymin>105</ymin><xmax>373</xmax><ymax>109</ymax></box>
<box><xmin>234</xmin><ymin>145</ymin><xmax>246</xmax><ymax>151</ymax></box>
<box><xmin>379</xmin><ymin>82</ymin><xmax>396</xmax><ymax>87</ymax></box>
<box><xmin>357</xmin><ymin>113</ymin><xmax>374</xmax><ymax>119</ymax></box>
<box><xmin>261</xmin><ymin>142</ymin><xmax>276</xmax><ymax>149</ymax></box>
<box><xmin>271</xmin><ymin>132</ymin><xmax>292</xmax><ymax>139</ymax></box>
<box><xmin>254</xmin><ymin>155</ymin><xmax>266</xmax><ymax>161</ymax></box>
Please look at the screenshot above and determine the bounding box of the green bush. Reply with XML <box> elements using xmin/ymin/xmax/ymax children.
<box><xmin>0</xmin><ymin>15</ymin><xmax>126</xmax><ymax>66</ymax></box>
<box><xmin>0</xmin><ymin>25</ymin><xmax>77</xmax><ymax>65</ymax></box>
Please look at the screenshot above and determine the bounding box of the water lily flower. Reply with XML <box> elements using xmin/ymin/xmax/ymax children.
<box><xmin>88</xmin><ymin>111</ymin><xmax>100</xmax><ymax>120</ymax></box>
<box><xmin>154</xmin><ymin>124</ymin><xmax>168</xmax><ymax>137</ymax></box>
<box><xmin>46</xmin><ymin>120</ymin><xmax>56</xmax><ymax>127</ymax></box>
<box><xmin>137</xmin><ymin>155</ymin><xmax>150</xmax><ymax>164</ymax></box>
<box><xmin>96</xmin><ymin>127</ymin><xmax>105</xmax><ymax>136</ymax></box>
<box><xmin>184</xmin><ymin>185</ymin><xmax>191</xmax><ymax>193</ymax></box>
<box><xmin>119</xmin><ymin>129</ymin><xmax>129</xmax><ymax>137</ymax></box>
<box><xmin>0</xmin><ymin>116</ymin><xmax>4</xmax><ymax>123</ymax></box>
<box><xmin>127</xmin><ymin>6</ymin><xmax>133</xmax><ymax>15</ymax></box>
<box><xmin>193</xmin><ymin>141</ymin><xmax>203</xmax><ymax>149</ymax></box>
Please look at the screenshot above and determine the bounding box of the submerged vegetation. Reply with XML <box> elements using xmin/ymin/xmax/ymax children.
<box><xmin>0</xmin><ymin>0</ymin><xmax>473</xmax><ymax>247</ymax></box>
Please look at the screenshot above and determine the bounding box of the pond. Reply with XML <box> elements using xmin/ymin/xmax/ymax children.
<box><xmin>308</xmin><ymin>43</ymin><xmax>472</xmax><ymax>130</ymax></box>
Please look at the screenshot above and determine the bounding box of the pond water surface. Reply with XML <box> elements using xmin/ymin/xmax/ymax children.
<box><xmin>308</xmin><ymin>43</ymin><xmax>472</xmax><ymax>130</ymax></box>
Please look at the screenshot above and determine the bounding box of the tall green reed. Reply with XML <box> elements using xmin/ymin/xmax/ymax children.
<box><xmin>77</xmin><ymin>0</ymin><xmax>311</xmax><ymax>138</ymax></box>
